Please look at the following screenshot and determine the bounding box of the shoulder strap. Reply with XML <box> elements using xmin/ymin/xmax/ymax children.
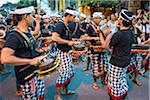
<box><xmin>72</xmin><ymin>22</ymin><xmax>79</xmax><ymax>36</ymax></box>
<box><xmin>12</xmin><ymin>27</ymin><xmax>35</xmax><ymax>47</ymax></box>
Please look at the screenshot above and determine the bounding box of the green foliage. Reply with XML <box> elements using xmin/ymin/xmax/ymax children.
<box><xmin>17</xmin><ymin>0</ymin><xmax>36</xmax><ymax>6</ymax></box>
<box><xmin>81</xmin><ymin>0</ymin><xmax>119</xmax><ymax>6</ymax></box>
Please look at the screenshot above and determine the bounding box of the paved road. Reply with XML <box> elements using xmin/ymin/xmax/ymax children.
<box><xmin>0</xmin><ymin>61</ymin><xmax>149</xmax><ymax>100</ymax></box>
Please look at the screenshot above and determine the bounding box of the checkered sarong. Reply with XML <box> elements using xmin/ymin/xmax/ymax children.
<box><xmin>107</xmin><ymin>64</ymin><xmax>128</xmax><ymax>99</ymax></box>
<box><xmin>20</xmin><ymin>75</ymin><xmax>45</xmax><ymax>100</ymax></box>
<box><xmin>99</xmin><ymin>52</ymin><xmax>109</xmax><ymax>72</ymax></box>
<box><xmin>128</xmin><ymin>53</ymin><xmax>142</xmax><ymax>73</ymax></box>
<box><xmin>91</xmin><ymin>52</ymin><xmax>109</xmax><ymax>76</ymax></box>
<box><xmin>56</xmin><ymin>49</ymin><xmax>75</xmax><ymax>87</ymax></box>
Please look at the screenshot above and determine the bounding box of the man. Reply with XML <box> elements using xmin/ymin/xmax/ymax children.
<box><xmin>40</xmin><ymin>14</ymin><xmax>53</xmax><ymax>37</ymax></box>
<box><xmin>81</xmin><ymin>12</ymin><xmax>106</xmax><ymax>90</ymax></box>
<box><xmin>79</xmin><ymin>13</ymin><xmax>87</xmax><ymax>35</ymax></box>
<box><xmin>107</xmin><ymin>9</ymin><xmax>134</xmax><ymax>99</ymax></box>
<box><xmin>1</xmin><ymin>6</ymin><xmax>45</xmax><ymax>100</ymax></box>
<box><xmin>52</xmin><ymin>7</ymin><xmax>78</xmax><ymax>100</ymax></box>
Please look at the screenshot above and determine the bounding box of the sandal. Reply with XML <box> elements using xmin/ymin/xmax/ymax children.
<box><xmin>62</xmin><ymin>90</ymin><xmax>76</xmax><ymax>95</ymax></box>
<box><xmin>92</xmin><ymin>83</ymin><xmax>99</xmax><ymax>90</ymax></box>
<box><xmin>16</xmin><ymin>90</ymin><xmax>22</xmax><ymax>96</ymax></box>
<box><xmin>133</xmin><ymin>80</ymin><xmax>142</xmax><ymax>86</ymax></box>
<box><xmin>55</xmin><ymin>95</ymin><xmax>62</xmax><ymax>100</ymax></box>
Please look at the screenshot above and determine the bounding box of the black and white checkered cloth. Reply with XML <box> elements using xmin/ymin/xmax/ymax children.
<box><xmin>99</xmin><ymin>52</ymin><xmax>109</xmax><ymax>72</ymax></box>
<box><xmin>20</xmin><ymin>75</ymin><xmax>45</xmax><ymax>99</ymax></box>
<box><xmin>91</xmin><ymin>52</ymin><xmax>109</xmax><ymax>76</ymax></box>
<box><xmin>56</xmin><ymin>49</ymin><xmax>75</xmax><ymax>87</ymax></box>
<box><xmin>107</xmin><ymin>64</ymin><xmax>128</xmax><ymax>98</ymax></box>
<box><xmin>128</xmin><ymin>53</ymin><xmax>142</xmax><ymax>73</ymax></box>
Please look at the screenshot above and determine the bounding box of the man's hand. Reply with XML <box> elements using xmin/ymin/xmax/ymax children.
<box><xmin>94</xmin><ymin>37</ymin><xmax>100</xmax><ymax>41</ymax></box>
<box><xmin>29</xmin><ymin>57</ymin><xmax>41</xmax><ymax>66</ymax></box>
<box><xmin>36</xmin><ymin>15</ymin><xmax>41</xmax><ymax>23</ymax></box>
<box><xmin>67</xmin><ymin>41</ymin><xmax>76</xmax><ymax>46</ymax></box>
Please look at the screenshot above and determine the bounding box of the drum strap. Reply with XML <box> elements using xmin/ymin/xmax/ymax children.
<box><xmin>13</xmin><ymin>27</ymin><xmax>36</xmax><ymax>49</ymax></box>
<box><xmin>72</xmin><ymin>23</ymin><xmax>79</xmax><ymax>36</ymax></box>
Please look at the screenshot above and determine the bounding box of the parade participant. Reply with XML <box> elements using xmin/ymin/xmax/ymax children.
<box><xmin>128</xmin><ymin>17</ymin><xmax>143</xmax><ymax>86</ymax></box>
<box><xmin>81</xmin><ymin>12</ymin><xmax>106</xmax><ymax>90</ymax></box>
<box><xmin>107</xmin><ymin>9</ymin><xmax>134</xmax><ymax>99</ymax></box>
<box><xmin>1</xmin><ymin>6</ymin><xmax>45</xmax><ymax>100</ymax></box>
<box><xmin>79</xmin><ymin>13</ymin><xmax>91</xmax><ymax>70</ymax></box>
<box><xmin>80</xmin><ymin>13</ymin><xmax>87</xmax><ymax>35</ymax></box>
<box><xmin>52</xmin><ymin>7</ymin><xmax>78</xmax><ymax>100</ymax></box>
<box><xmin>40</xmin><ymin>14</ymin><xmax>54</xmax><ymax>37</ymax></box>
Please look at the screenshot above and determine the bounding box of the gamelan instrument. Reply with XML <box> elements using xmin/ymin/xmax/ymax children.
<box><xmin>131</xmin><ymin>44</ymin><xmax>150</xmax><ymax>53</ymax></box>
<box><xmin>35</xmin><ymin>52</ymin><xmax>60</xmax><ymax>79</ymax></box>
<box><xmin>72</xmin><ymin>39</ymin><xmax>87</xmax><ymax>64</ymax></box>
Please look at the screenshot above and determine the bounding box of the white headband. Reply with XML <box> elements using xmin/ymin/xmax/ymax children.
<box><xmin>119</xmin><ymin>9</ymin><xmax>133</xmax><ymax>22</ymax></box>
<box><xmin>42</xmin><ymin>14</ymin><xmax>49</xmax><ymax>19</ymax></box>
<box><xmin>64</xmin><ymin>9</ymin><xmax>77</xmax><ymax>16</ymax></box>
<box><xmin>93</xmin><ymin>12</ymin><xmax>102</xmax><ymax>19</ymax></box>
<box><xmin>13</xmin><ymin>6</ymin><xmax>34</xmax><ymax>14</ymax></box>
<box><xmin>80</xmin><ymin>13</ymin><xmax>86</xmax><ymax>18</ymax></box>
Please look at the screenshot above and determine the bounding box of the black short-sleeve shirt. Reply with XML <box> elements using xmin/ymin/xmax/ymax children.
<box><xmin>68</xmin><ymin>22</ymin><xmax>81</xmax><ymax>38</ymax></box>
<box><xmin>86</xmin><ymin>24</ymin><xmax>101</xmax><ymax>45</ymax></box>
<box><xmin>80</xmin><ymin>22</ymin><xmax>87</xmax><ymax>35</ymax></box>
<box><xmin>109</xmin><ymin>29</ymin><xmax>134</xmax><ymax>67</ymax></box>
<box><xmin>53</xmin><ymin>22</ymin><xmax>72</xmax><ymax>52</ymax></box>
<box><xmin>4</xmin><ymin>31</ymin><xmax>38</xmax><ymax>84</ymax></box>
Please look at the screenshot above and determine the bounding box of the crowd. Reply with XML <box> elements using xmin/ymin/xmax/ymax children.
<box><xmin>0</xmin><ymin>5</ymin><xmax>149</xmax><ymax>100</ymax></box>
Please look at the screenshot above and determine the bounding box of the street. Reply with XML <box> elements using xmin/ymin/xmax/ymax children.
<box><xmin>0</xmin><ymin>61</ymin><xmax>149</xmax><ymax>100</ymax></box>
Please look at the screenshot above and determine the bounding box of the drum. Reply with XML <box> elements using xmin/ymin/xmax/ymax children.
<box><xmin>131</xmin><ymin>44</ymin><xmax>150</xmax><ymax>53</ymax></box>
<box><xmin>72</xmin><ymin>41</ymin><xmax>87</xmax><ymax>64</ymax></box>
<box><xmin>35</xmin><ymin>52</ymin><xmax>60</xmax><ymax>79</ymax></box>
<box><xmin>90</xmin><ymin>45</ymin><xmax>105</xmax><ymax>53</ymax></box>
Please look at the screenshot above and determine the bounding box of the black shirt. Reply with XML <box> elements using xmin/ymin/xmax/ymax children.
<box><xmin>86</xmin><ymin>24</ymin><xmax>101</xmax><ymax>46</ymax></box>
<box><xmin>4</xmin><ymin>31</ymin><xmax>38</xmax><ymax>84</ymax></box>
<box><xmin>109</xmin><ymin>29</ymin><xmax>134</xmax><ymax>67</ymax></box>
<box><xmin>80</xmin><ymin>22</ymin><xmax>87</xmax><ymax>35</ymax></box>
<box><xmin>40</xmin><ymin>24</ymin><xmax>54</xmax><ymax>37</ymax></box>
<box><xmin>53</xmin><ymin>22</ymin><xmax>72</xmax><ymax>52</ymax></box>
<box><xmin>68</xmin><ymin>22</ymin><xmax>81</xmax><ymax>38</ymax></box>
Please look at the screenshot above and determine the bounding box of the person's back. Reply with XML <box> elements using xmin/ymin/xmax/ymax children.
<box><xmin>110</xmin><ymin>29</ymin><xmax>134</xmax><ymax>67</ymax></box>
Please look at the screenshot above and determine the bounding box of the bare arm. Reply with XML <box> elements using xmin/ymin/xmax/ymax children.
<box><xmin>32</xmin><ymin>15</ymin><xmax>41</xmax><ymax>36</ymax></box>
<box><xmin>104</xmin><ymin>33</ymin><xmax>113</xmax><ymax>49</ymax></box>
<box><xmin>52</xmin><ymin>32</ymin><xmax>69</xmax><ymax>44</ymax></box>
<box><xmin>103</xmin><ymin>26</ymin><xmax>110</xmax><ymax>35</ymax></box>
<box><xmin>1</xmin><ymin>48</ymin><xmax>39</xmax><ymax>66</ymax></box>
<box><xmin>80</xmin><ymin>34</ymin><xmax>98</xmax><ymax>41</ymax></box>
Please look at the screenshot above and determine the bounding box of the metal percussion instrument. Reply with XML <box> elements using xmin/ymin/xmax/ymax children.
<box><xmin>72</xmin><ymin>39</ymin><xmax>86</xmax><ymax>51</ymax></box>
<box><xmin>36</xmin><ymin>52</ymin><xmax>60</xmax><ymax>78</ymax></box>
<box><xmin>131</xmin><ymin>44</ymin><xmax>150</xmax><ymax>53</ymax></box>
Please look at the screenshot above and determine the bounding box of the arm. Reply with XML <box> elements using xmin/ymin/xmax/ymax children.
<box><xmin>32</xmin><ymin>15</ymin><xmax>41</xmax><ymax>36</ymax></box>
<box><xmin>1</xmin><ymin>47</ymin><xmax>31</xmax><ymax>66</ymax></box>
<box><xmin>103</xmin><ymin>33</ymin><xmax>113</xmax><ymax>49</ymax></box>
<box><xmin>52</xmin><ymin>32</ymin><xmax>69</xmax><ymax>44</ymax></box>
<box><xmin>1</xmin><ymin>48</ymin><xmax>41</xmax><ymax>66</ymax></box>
